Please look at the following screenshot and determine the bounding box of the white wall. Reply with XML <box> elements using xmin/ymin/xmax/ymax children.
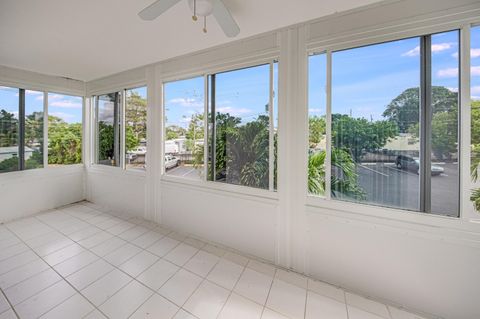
<box><xmin>83</xmin><ymin>1</ymin><xmax>480</xmax><ymax>318</ymax></box>
<box><xmin>0</xmin><ymin>65</ymin><xmax>86</xmax><ymax>222</ymax></box>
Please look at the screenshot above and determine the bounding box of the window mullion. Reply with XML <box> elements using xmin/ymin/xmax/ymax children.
<box><xmin>210</xmin><ymin>74</ymin><xmax>216</xmax><ymax>182</ymax></box>
<box><xmin>325</xmin><ymin>51</ymin><xmax>332</xmax><ymax>200</ymax></box>
<box><xmin>269</xmin><ymin>62</ymin><xmax>275</xmax><ymax>191</ymax></box>
<box><xmin>203</xmin><ymin>75</ymin><xmax>209</xmax><ymax>181</ymax></box>
<box><xmin>18</xmin><ymin>88</ymin><xmax>25</xmax><ymax>171</ymax></box>
<box><xmin>420</xmin><ymin>35</ymin><xmax>432</xmax><ymax>213</ymax></box>
<box><xmin>43</xmin><ymin>92</ymin><xmax>48</xmax><ymax>168</ymax></box>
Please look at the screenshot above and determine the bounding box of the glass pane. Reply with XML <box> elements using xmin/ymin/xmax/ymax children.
<box><xmin>208</xmin><ymin>64</ymin><xmax>271</xmax><ymax>189</ymax></box>
<box><xmin>430</xmin><ymin>30</ymin><xmax>460</xmax><ymax>217</ymax></box>
<box><xmin>331</xmin><ymin>37</ymin><xmax>421</xmax><ymax>210</ymax></box>
<box><xmin>471</xmin><ymin>26</ymin><xmax>480</xmax><ymax>213</ymax></box>
<box><xmin>125</xmin><ymin>87</ymin><xmax>147</xmax><ymax>170</ymax></box>
<box><xmin>24</xmin><ymin>90</ymin><xmax>44</xmax><ymax>170</ymax></box>
<box><xmin>273</xmin><ymin>61</ymin><xmax>278</xmax><ymax>191</ymax></box>
<box><xmin>308</xmin><ymin>53</ymin><xmax>327</xmax><ymax>196</ymax></box>
<box><xmin>97</xmin><ymin>93</ymin><xmax>120</xmax><ymax>167</ymax></box>
<box><xmin>48</xmin><ymin>93</ymin><xmax>83</xmax><ymax>165</ymax></box>
<box><xmin>164</xmin><ymin>77</ymin><xmax>204</xmax><ymax>179</ymax></box>
<box><xmin>0</xmin><ymin>86</ymin><xmax>19</xmax><ymax>173</ymax></box>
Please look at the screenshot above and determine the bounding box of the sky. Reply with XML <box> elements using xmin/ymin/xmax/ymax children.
<box><xmin>0</xmin><ymin>86</ymin><xmax>83</xmax><ymax>124</ymax></box>
<box><xmin>164</xmin><ymin>63</ymin><xmax>278</xmax><ymax>130</ymax></box>
<box><xmin>309</xmin><ymin>29</ymin><xmax>466</xmax><ymax>121</ymax></box>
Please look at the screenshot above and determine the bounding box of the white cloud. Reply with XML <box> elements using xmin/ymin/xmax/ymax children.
<box><xmin>49</xmin><ymin>112</ymin><xmax>74</xmax><ymax>120</ymax></box>
<box><xmin>50</xmin><ymin>100</ymin><xmax>82</xmax><ymax>109</ymax></box>
<box><xmin>402</xmin><ymin>46</ymin><xmax>420</xmax><ymax>57</ymax></box>
<box><xmin>25</xmin><ymin>90</ymin><xmax>43</xmax><ymax>96</ymax></box>
<box><xmin>403</xmin><ymin>43</ymin><xmax>453</xmax><ymax>57</ymax></box>
<box><xmin>447</xmin><ymin>87</ymin><xmax>458</xmax><ymax>93</ymax></box>
<box><xmin>438</xmin><ymin>66</ymin><xmax>480</xmax><ymax>78</ymax></box>
<box><xmin>168</xmin><ymin>97</ymin><xmax>203</xmax><ymax>108</ymax></box>
<box><xmin>217</xmin><ymin>106</ymin><xmax>252</xmax><ymax>116</ymax></box>
<box><xmin>309</xmin><ymin>108</ymin><xmax>324</xmax><ymax>113</ymax></box>
<box><xmin>471</xmin><ymin>86</ymin><xmax>480</xmax><ymax>95</ymax></box>
<box><xmin>452</xmin><ymin>48</ymin><xmax>480</xmax><ymax>59</ymax></box>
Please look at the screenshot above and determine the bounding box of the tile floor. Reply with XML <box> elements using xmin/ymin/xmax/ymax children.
<box><xmin>0</xmin><ymin>201</ymin><xmax>429</xmax><ymax>319</ymax></box>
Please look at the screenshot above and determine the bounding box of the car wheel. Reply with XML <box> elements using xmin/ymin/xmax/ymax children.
<box><xmin>396</xmin><ymin>162</ymin><xmax>402</xmax><ymax>169</ymax></box>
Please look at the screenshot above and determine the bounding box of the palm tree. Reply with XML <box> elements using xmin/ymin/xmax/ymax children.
<box><xmin>308</xmin><ymin>148</ymin><xmax>366</xmax><ymax>200</ymax></box>
<box><xmin>471</xmin><ymin>146</ymin><xmax>480</xmax><ymax>212</ymax></box>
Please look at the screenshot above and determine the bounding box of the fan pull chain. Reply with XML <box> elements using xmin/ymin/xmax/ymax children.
<box><xmin>192</xmin><ymin>0</ymin><xmax>197</xmax><ymax>21</ymax></box>
<box><xmin>203</xmin><ymin>16</ymin><xmax>207</xmax><ymax>33</ymax></box>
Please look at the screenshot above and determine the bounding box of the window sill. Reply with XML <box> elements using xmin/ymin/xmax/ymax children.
<box><xmin>306</xmin><ymin>195</ymin><xmax>480</xmax><ymax>236</ymax></box>
<box><xmin>0</xmin><ymin>164</ymin><xmax>84</xmax><ymax>183</ymax></box>
<box><xmin>161</xmin><ymin>174</ymin><xmax>279</xmax><ymax>202</ymax></box>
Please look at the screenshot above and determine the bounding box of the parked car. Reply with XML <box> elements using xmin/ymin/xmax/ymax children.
<box><xmin>131</xmin><ymin>146</ymin><xmax>147</xmax><ymax>155</ymax></box>
<box><xmin>165</xmin><ymin>155</ymin><xmax>180</xmax><ymax>169</ymax></box>
<box><xmin>395</xmin><ymin>155</ymin><xmax>444</xmax><ymax>175</ymax></box>
<box><xmin>126</xmin><ymin>153</ymin><xmax>138</xmax><ymax>162</ymax></box>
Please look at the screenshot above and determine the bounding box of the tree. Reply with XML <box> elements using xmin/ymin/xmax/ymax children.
<box><xmin>308</xmin><ymin>148</ymin><xmax>366</xmax><ymax>199</ymax></box>
<box><xmin>48</xmin><ymin>116</ymin><xmax>82</xmax><ymax>165</ymax></box>
<box><xmin>471</xmin><ymin>101</ymin><xmax>480</xmax><ymax>212</ymax></box>
<box><xmin>166</xmin><ymin>125</ymin><xmax>186</xmax><ymax>140</ymax></box>
<box><xmin>309</xmin><ymin>116</ymin><xmax>326</xmax><ymax>147</ymax></box>
<box><xmin>126</xmin><ymin>92</ymin><xmax>147</xmax><ymax>141</ymax></box>
<box><xmin>332</xmin><ymin>114</ymin><xmax>398</xmax><ymax>161</ymax></box>
<box><xmin>383</xmin><ymin>86</ymin><xmax>458</xmax><ymax>133</ymax></box>
<box><xmin>0</xmin><ymin>109</ymin><xmax>18</xmax><ymax>147</ymax></box>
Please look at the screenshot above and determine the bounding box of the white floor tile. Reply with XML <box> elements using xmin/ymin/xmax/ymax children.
<box><xmin>158</xmin><ymin>269</ymin><xmax>203</xmax><ymax>306</ymax></box>
<box><xmin>207</xmin><ymin>259</ymin><xmax>244</xmax><ymax>290</ymax></box>
<box><xmin>43</xmin><ymin>243</ymin><xmax>85</xmax><ymax>266</ymax></box>
<box><xmin>247</xmin><ymin>260</ymin><xmax>276</xmax><ymax>277</ymax></box>
<box><xmin>308</xmin><ymin>279</ymin><xmax>345</xmax><ymax>303</ymax></box>
<box><xmin>266</xmin><ymin>279</ymin><xmax>306</xmax><ymax>319</ymax></box>
<box><xmin>130</xmin><ymin>293</ymin><xmax>179</xmax><ymax>319</ymax></box>
<box><xmin>53</xmin><ymin>250</ymin><xmax>99</xmax><ymax>277</ymax></box>
<box><xmin>132</xmin><ymin>230</ymin><xmax>164</xmax><ymax>248</ymax></box>
<box><xmin>118</xmin><ymin>225</ymin><xmax>149</xmax><ymax>241</ymax></box>
<box><xmin>5</xmin><ymin>268</ymin><xmax>61</xmax><ymax>305</ymax></box>
<box><xmin>78</xmin><ymin>231</ymin><xmax>113</xmax><ymax>249</ymax></box>
<box><xmin>33</xmin><ymin>237</ymin><xmax>74</xmax><ymax>257</ymax></box>
<box><xmin>90</xmin><ymin>236</ymin><xmax>126</xmax><ymax>257</ymax></box>
<box><xmin>184</xmin><ymin>250</ymin><xmax>220</xmax><ymax>278</ymax></box>
<box><xmin>164</xmin><ymin>243</ymin><xmax>199</xmax><ymax>266</ymax></box>
<box><xmin>388</xmin><ymin>306</ymin><xmax>428</xmax><ymax>319</ymax></box>
<box><xmin>81</xmin><ymin>269</ymin><xmax>132</xmax><ymax>306</ymax></box>
<box><xmin>347</xmin><ymin>306</ymin><xmax>388</xmax><ymax>319</ymax></box>
<box><xmin>39</xmin><ymin>293</ymin><xmax>94</xmax><ymax>319</ymax></box>
<box><xmin>234</xmin><ymin>267</ymin><xmax>273</xmax><ymax>305</ymax></box>
<box><xmin>0</xmin><ymin>243</ymin><xmax>29</xmax><ymax>261</ymax></box>
<box><xmin>137</xmin><ymin>259</ymin><xmax>179</xmax><ymax>291</ymax></box>
<box><xmin>223</xmin><ymin>252</ymin><xmax>249</xmax><ymax>267</ymax></box>
<box><xmin>0</xmin><ymin>293</ymin><xmax>9</xmax><ymax>315</ymax></box>
<box><xmin>275</xmin><ymin>269</ymin><xmax>308</xmax><ymax>289</ymax></box>
<box><xmin>119</xmin><ymin>250</ymin><xmax>159</xmax><ymax>277</ymax></box>
<box><xmin>346</xmin><ymin>293</ymin><xmax>390</xmax><ymax>318</ymax></box>
<box><xmin>83</xmin><ymin>310</ymin><xmax>108</xmax><ymax>319</ymax></box>
<box><xmin>184</xmin><ymin>280</ymin><xmax>230</xmax><ymax>319</ymax></box>
<box><xmin>147</xmin><ymin>236</ymin><xmax>180</xmax><ymax>257</ymax></box>
<box><xmin>173</xmin><ymin>309</ymin><xmax>198</xmax><ymax>319</ymax></box>
<box><xmin>103</xmin><ymin>243</ymin><xmax>142</xmax><ymax>266</ymax></box>
<box><xmin>0</xmin><ymin>309</ymin><xmax>16</xmax><ymax>319</ymax></box>
<box><xmin>0</xmin><ymin>259</ymin><xmax>49</xmax><ymax>289</ymax></box>
<box><xmin>306</xmin><ymin>291</ymin><xmax>348</xmax><ymax>319</ymax></box>
<box><xmin>68</xmin><ymin>226</ymin><xmax>101</xmax><ymax>242</ymax></box>
<box><xmin>99</xmin><ymin>280</ymin><xmax>153</xmax><ymax>319</ymax></box>
<box><xmin>0</xmin><ymin>251</ymin><xmax>38</xmax><ymax>275</ymax></box>
<box><xmin>261</xmin><ymin>308</ymin><xmax>290</xmax><ymax>319</ymax></box>
<box><xmin>218</xmin><ymin>293</ymin><xmax>263</xmax><ymax>319</ymax></box>
<box><xmin>66</xmin><ymin>259</ymin><xmax>114</xmax><ymax>290</ymax></box>
<box><xmin>106</xmin><ymin>222</ymin><xmax>136</xmax><ymax>236</ymax></box>
<box><xmin>14</xmin><ymin>280</ymin><xmax>76</xmax><ymax>319</ymax></box>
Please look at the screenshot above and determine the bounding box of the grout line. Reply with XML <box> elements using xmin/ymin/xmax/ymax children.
<box><xmin>0</xmin><ymin>287</ymin><xmax>20</xmax><ymax>319</ymax></box>
<box><xmin>345</xmin><ymin>291</ymin><xmax>350</xmax><ymax>319</ymax></box>
<box><xmin>259</xmin><ymin>268</ymin><xmax>277</xmax><ymax>318</ymax></box>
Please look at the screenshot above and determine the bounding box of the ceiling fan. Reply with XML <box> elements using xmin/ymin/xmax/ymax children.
<box><xmin>138</xmin><ymin>0</ymin><xmax>240</xmax><ymax>38</ymax></box>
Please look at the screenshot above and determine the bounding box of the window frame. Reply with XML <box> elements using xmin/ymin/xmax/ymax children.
<box><xmin>92</xmin><ymin>85</ymin><xmax>148</xmax><ymax>171</ymax></box>
<box><xmin>307</xmin><ymin>28</ymin><xmax>463</xmax><ymax>218</ymax></box>
<box><xmin>160</xmin><ymin>59</ymin><xmax>278</xmax><ymax>193</ymax></box>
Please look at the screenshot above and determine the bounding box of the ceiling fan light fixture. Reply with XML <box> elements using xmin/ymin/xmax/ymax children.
<box><xmin>188</xmin><ymin>0</ymin><xmax>213</xmax><ymax>17</ymax></box>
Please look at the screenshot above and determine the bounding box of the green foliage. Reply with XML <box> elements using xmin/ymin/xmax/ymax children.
<box><xmin>0</xmin><ymin>156</ymin><xmax>18</xmax><ymax>172</ymax></box>
<box><xmin>0</xmin><ymin>109</ymin><xmax>18</xmax><ymax>147</ymax></box>
<box><xmin>48</xmin><ymin>116</ymin><xmax>82</xmax><ymax>165</ymax></box>
<box><xmin>98</xmin><ymin>122</ymin><xmax>115</xmax><ymax>161</ymax></box>
<box><xmin>332</xmin><ymin>114</ymin><xmax>398</xmax><ymax>161</ymax></box>
<box><xmin>383</xmin><ymin>86</ymin><xmax>458</xmax><ymax>133</ymax></box>
<box><xmin>309</xmin><ymin>116</ymin><xmax>326</xmax><ymax>146</ymax></box>
<box><xmin>166</xmin><ymin>125</ymin><xmax>186</xmax><ymax>140</ymax></box>
<box><xmin>308</xmin><ymin>148</ymin><xmax>366</xmax><ymax>200</ymax></box>
<box><xmin>471</xmin><ymin>101</ymin><xmax>480</xmax><ymax>212</ymax></box>
<box><xmin>126</xmin><ymin>91</ymin><xmax>147</xmax><ymax>141</ymax></box>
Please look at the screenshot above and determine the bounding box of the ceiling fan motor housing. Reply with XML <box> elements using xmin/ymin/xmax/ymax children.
<box><xmin>188</xmin><ymin>0</ymin><xmax>214</xmax><ymax>17</ymax></box>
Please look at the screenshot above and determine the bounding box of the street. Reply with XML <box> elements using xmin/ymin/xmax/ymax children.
<box><xmin>166</xmin><ymin>165</ymin><xmax>203</xmax><ymax>179</ymax></box>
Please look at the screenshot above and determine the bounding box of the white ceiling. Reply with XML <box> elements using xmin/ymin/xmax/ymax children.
<box><xmin>0</xmin><ymin>0</ymin><xmax>384</xmax><ymax>81</ymax></box>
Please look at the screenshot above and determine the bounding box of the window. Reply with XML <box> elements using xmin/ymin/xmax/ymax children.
<box><xmin>207</xmin><ymin>63</ymin><xmax>276</xmax><ymax>190</ymax></box>
<box><xmin>471</xmin><ymin>26</ymin><xmax>480</xmax><ymax>212</ymax></box>
<box><xmin>47</xmin><ymin>93</ymin><xmax>83</xmax><ymax>165</ymax></box>
<box><xmin>308</xmin><ymin>30</ymin><xmax>460</xmax><ymax>217</ymax></box>
<box><xmin>164</xmin><ymin>77</ymin><xmax>204</xmax><ymax>179</ymax></box>
<box><xmin>125</xmin><ymin>87</ymin><xmax>147</xmax><ymax>170</ymax></box>
<box><xmin>0</xmin><ymin>87</ymin><xmax>45</xmax><ymax>173</ymax></box>
<box><xmin>0</xmin><ymin>86</ymin><xmax>20</xmax><ymax>173</ymax></box>
<box><xmin>95</xmin><ymin>92</ymin><xmax>121</xmax><ymax>167</ymax></box>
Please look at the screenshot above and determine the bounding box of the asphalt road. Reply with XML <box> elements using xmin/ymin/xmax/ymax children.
<box><xmin>352</xmin><ymin>162</ymin><xmax>459</xmax><ymax>217</ymax></box>
<box><xmin>166</xmin><ymin>165</ymin><xmax>203</xmax><ymax>179</ymax></box>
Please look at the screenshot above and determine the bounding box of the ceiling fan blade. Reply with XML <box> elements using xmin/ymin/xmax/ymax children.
<box><xmin>212</xmin><ymin>0</ymin><xmax>240</xmax><ymax>37</ymax></box>
<box><xmin>138</xmin><ymin>0</ymin><xmax>182</xmax><ymax>21</ymax></box>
